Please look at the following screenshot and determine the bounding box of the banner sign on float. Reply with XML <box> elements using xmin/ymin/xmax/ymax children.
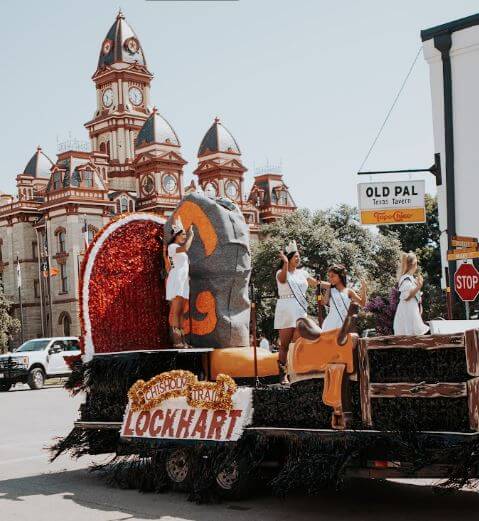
<box><xmin>358</xmin><ymin>180</ymin><xmax>426</xmax><ymax>225</ymax></box>
<box><xmin>120</xmin><ymin>370</ymin><xmax>253</xmax><ymax>442</ymax></box>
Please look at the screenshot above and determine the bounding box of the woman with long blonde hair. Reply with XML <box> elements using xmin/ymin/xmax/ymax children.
<box><xmin>393</xmin><ymin>252</ymin><xmax>429</xmax><ymax>336</ymax></box>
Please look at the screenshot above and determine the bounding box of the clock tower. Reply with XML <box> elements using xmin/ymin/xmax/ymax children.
<box><xmin>194</xmin><ymin>118</ymin><xmax>246</xmax><ymax>203</ymax></box>
<box><xmin>84</xmin><ymin>10</ymin><xmax>153</xmax><ymax>192</ymax></box>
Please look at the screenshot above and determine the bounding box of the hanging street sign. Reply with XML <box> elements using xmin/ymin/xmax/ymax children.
<box><xmin>454</xmin><ymin>263</ymin><xmax>479</xmax><ymax>302</ymax></box>
<box><xmin>357</xmin><ymin>180</ymin><xmax>426</xmax><ymax>225</ymax></box>
<box><xmin>451</xmin><ymin>236</ymin><xmax>478</xmax><ymax>248</ymax></box>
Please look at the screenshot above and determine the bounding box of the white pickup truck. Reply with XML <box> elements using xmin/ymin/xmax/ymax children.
<box><xmin>0</xmin><ymin>337</ymin><xmax>80</xmax><ymax>391</ymax></box>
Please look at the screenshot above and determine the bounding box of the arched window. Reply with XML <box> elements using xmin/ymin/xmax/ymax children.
<box><xmin>87</xmin><ymin>226</ymin><xmax>98</xmax><ymax>244</ymax></box>
<box><xmin>120</xmin><ymin>197</ymin><xmax>128</xmax><ymax>213</ymax></box>
<box><xmin>128</xmin><ymin>200</ymin><xmax>134</xmax><ymax>212</ymax></box>
<box><xmin>57</xmin><ymin>231</ymin><xmax>66</xmax><ymax>253</ymax></box>
<box><xmin>83</xmin><ymin>171</ymin><xmax>94</xmax><ymax>188</ymax></box>
<box><xmin>59</xmin><ymin>312</ymin><xmax>71</xmax><ymax>336</ymax></box>
<box><xmin>53</xmin><ymin>172</ymin><xmax>62</xmax><ymax>190</ymax></box>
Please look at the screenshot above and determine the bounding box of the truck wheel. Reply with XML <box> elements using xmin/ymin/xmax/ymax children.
<box><xmin>28</xmin><ymin>368</ymin><xmax>45</xmax><ymax>390</ymax></box>
<box><xmin>0</xmin><ymin>383</ymin><xmax>11</xmax><ymax>392</ymax></box>
<box><xmin>215</xmin><ymin>459</ymin><xmax>257</xmax><ymax>500</ymax></box>
<box><xmin>165</xmin><ymin>448</ymin><xmax>193</xmax><ymax>492</ymax></box>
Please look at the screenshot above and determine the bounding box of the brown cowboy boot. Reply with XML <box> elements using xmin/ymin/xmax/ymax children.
<box><xmin>278</xmin><ymin>361</ymin><xmax>289</xmax><ymax>386</ymax></box>
<box><xmin>169</xmin><ymin>326</ymin><xmax>184</xmax><ymax>348</ymax></box>
<box><xmin>179</xmin><ymin>329</ymin><xmax>191</xmax><ymax>349</ymax></box>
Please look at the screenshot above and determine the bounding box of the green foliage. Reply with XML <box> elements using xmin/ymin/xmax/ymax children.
<box><xmin>0</xmin><ymin>287</ymin><xmax>20</xmax><ymax>353</ymax></box>
<box><xmin>251</xmin><ymin>206</ymin><xmax>401</xmax><ymax>338</ymax></box>
<box><xmin>378</xmin><ymin>195</ymin><xmax>445</xmax><ymax>320</ymax></box>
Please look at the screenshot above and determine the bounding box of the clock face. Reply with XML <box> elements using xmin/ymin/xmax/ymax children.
<box><xmin>125</xmin><ymin>37</ymin><xmax>139</xmax><ymax>54</ymax></box>
<box><xmin>102</xmin><ymin>88</ymin><xmax>113</xmax><ymax>108</ymax></box>
<box><xmin>162</xmin><ymin>174</ymin><xmax>177</xmax><ymax>194</ymax></box>
<box><xmin>204</xmin><ymin>182</ymin><xmax>217</xmax><ymax>198</ymax></box>
<box><xmin>225</xmin><ymin>181</ymin><xmax>239</xmax><ymax>199</ymax></box>
<box><xmin>142</xmin><ymin>176</ymin><xmax>155</xmax><ymax>195</ymax></box>
<box><xmin>102</xmin><ymin>39</ymin><xmax>112</xmax><ymax>55</ymax></box>
<box><xmin>128</xmin><ymin>87</ymin><xmax>143</xmax><ymax>106</ymax></box>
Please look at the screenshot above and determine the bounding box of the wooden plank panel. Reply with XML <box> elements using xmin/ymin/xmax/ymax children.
<box><xmin>467</xmin><ymin>377</ymin><xmax>479</xmax><ymax>431</ymax></box>
<box><xmin>465</xmin><ymin>329</ymin><xmax>479</xmax><ymax>377</ymax></box>
<box><xmin>370</xmin><ymin>382</ymin><xmax>467</xmax><ymax>398</ymax></box>
<box><xmin>358</xmin><ymin>338</ymin><xmax>372</xmax><ymax>426</ymax></box>
<box><xmin>364</xmin><ymin>334</ymin><xmax>464</xmax><ymax>350</ymax></box>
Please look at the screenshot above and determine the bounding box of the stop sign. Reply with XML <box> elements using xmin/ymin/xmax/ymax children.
<box><xmin>454</xmin><ymin>263</ymin><xmax>479</xmax><ymax>301</ymax></box>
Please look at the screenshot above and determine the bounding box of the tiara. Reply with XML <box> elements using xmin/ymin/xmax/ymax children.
<box><xmin>171</xmin><ymin>216</ymin><xmax>184</xmax><ymax>235</ymax></box>
<box><xmin>285</xmin><ymin>240</ymin><xmax>298</xmax><ymax>255</ymax></box>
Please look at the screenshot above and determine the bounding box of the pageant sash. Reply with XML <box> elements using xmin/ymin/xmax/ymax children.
<box><xmin>287</xmin><ymin>271</ymin><xmax>308</xmax><ymax>313</ymax></box>
<box><xmin>330</xmin><ymin>288</ymin><xmax>349</xmax><ymax>322</ymax></box>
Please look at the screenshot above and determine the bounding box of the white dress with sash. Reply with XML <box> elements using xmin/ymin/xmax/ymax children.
<box><xmin>322</xmin><ymin>287</ymin><xmax>351</xmax><ymax>332</ymax></box>
<box><xmin>274</xmin><ymin>268</ymin><xmax>309</xmax><ymax>329</ymax></box>
<box><xmin>393</xmin><ymin>274</ymin><xmax>429</xmax><ymax>336</ymax></box>
<box><xmin>166</xmin><ymin>243</ymin><xmax>190</xmax><ymax>301</ymax></box>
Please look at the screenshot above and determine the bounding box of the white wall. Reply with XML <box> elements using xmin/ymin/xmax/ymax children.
<box><xmin>424</xmin><ymin>25</ymin><xmax>479</xmax><ymax>282</ymax></box>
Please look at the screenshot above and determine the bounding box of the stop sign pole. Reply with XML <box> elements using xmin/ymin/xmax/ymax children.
<box><xmin>453</xmin><ymin>261</ymin><xmax>479</xmax><ymax>319</ymax></box>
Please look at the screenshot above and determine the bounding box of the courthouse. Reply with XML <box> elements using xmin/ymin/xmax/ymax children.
<box><xmin>0</xmin><ymin>11</ymin><xmax>296</xmax><ymax>341</ymax></box>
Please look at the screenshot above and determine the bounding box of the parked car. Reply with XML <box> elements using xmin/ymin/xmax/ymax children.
<box><xmin>0</xmin><ymin>337</ymin><xmax>80</xmax><ymax>391</ymax></box>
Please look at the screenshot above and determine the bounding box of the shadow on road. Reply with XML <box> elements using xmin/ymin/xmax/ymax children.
<box><xmin>0</xmin><ymin>466</ymin><xmax>478</xmax><ymax>521</ymax></box>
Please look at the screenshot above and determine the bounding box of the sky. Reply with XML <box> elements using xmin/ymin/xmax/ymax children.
<box><xmin>2</xmin><ymin>0</ymin><xmax>479</xmax><ymax>210</ymax></box>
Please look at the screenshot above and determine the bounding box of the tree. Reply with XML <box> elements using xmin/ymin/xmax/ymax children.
<box><xmin>251</xmin><ymin>206</ymin><xmax>401</xmax><ymax>339</ymax></box>
<box><xmin>377</xmin><ymin>195</ymin><xmax>445</xmax><ymax>320</ymax></box>
<box><xmin>0</xmin><ymin>288</ymin><xmax>20</xmax><ymax>354</ymax></box>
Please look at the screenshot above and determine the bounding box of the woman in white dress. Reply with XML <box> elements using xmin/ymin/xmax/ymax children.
<box><xmin>274</xmin><ymin>240</ymin><xmax>318</xmax><ymax>384</ymax></box>
<box><xmin>393</xmin><ymin>252</ymin><xmax>429</xmax><ymax>336</ymax></box>
<box><xmin>166</xmin><ymin>217</ymin><xmax>194</xmax><ymax>348</ymax></box>
<box><xmin>321</xmin><ymin>265</ymin><xmax>367</xmax><ymax>332</ymax></box>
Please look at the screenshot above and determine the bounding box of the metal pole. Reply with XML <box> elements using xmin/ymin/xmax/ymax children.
<box><xmin>35</xmin><ymin>228</ymin><xmax>45</xmax><ymax>337</ymax></box>
<box><xmin>16</xmin><ymin>256</ymin><xmax>24</xmax><ymax>343</ymax></box>
<box><xmin>250</xmin><ymin>284</ymin><xmax>259</xmax><ymax>388</ymax></box>
<box><xmin>444</xmin><ymin>266</ymin><xmax>453</xmax><ymax>320</ymax></box>
<box><xmin>316</xmin><ymin>275</ymin><xmax>324</xmax><ymax>327</ymax></box>
<box><xmin>45</xmin><ymin>220</ymin><xmax>54</xmax><ymax>336</ymax></box>
<box><xmin>465</xmin><ymin>301</ymin><xmax>470</xmax><ymax>320</ymax></box>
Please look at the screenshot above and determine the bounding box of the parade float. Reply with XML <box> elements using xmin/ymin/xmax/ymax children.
<box><xmin>50</xmin><ymin>191</ymin><xmax>479</xmax><ymax>502</ymax></box>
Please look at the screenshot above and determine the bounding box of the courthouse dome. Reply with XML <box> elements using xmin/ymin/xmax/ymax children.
<box><xmin>22</xmin><ymin>147</ymin><xmax>54</xmax><ymax>178</ymax></box>
<box><xmin>98</xmin><ymin>10</ymin><xmax>147</xmax><ymax>68</ymax></box>
<box><xmin>135</xmin><ymin>108</ymin><xmax>180</xmax><ymax>147</ymax></box>
<box><xmin>198</xmin><ymin>117</ymin><xmax>241</xmax><ymax>157</ymax></box>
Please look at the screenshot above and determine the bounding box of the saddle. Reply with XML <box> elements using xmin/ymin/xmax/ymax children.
<box><xmin>288</xmin><ymin>304</ymin><xmax>359</xmax><ymax>429</ymax></box>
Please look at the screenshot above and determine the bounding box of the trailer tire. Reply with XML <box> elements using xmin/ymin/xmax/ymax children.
<box><xmin>0</xmin><ymin>383</ymin><xmax>11</xmax><ymax>392</ymax></box>
<box><xmin>215</xmin><ymin>459</ymin><xmax>258</xmax><ymax>500</ymax></box>
<box><xmin>165</xmin><ymin>447</ymin><xmax>194</xmax><ymax>492</ymax></box>
<box><xmin>28</xmin><ymin>368</ymin><xmax>45</xmax><ymax>390</ymax></box>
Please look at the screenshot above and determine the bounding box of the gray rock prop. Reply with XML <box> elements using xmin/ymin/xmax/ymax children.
<box><xmin>165</xmin><ymin>193</ymin><xmax>251</xmax><ymax>348</ymax></box>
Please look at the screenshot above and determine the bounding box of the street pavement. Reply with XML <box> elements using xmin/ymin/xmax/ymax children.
<box><xmin>0</xmin><ymin>385</ymin><xmax>478</xmax><ymax>521</ymax></box>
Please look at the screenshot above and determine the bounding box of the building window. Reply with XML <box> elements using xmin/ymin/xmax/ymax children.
<box><xmin>34</xmin><ymin>279</ymin><xmax>40</xmax><ymax>298</ymax></box>
<box><xmin>32</xmin><ymin>241</ymin><xmax>38</xmax><ymax>261</ymax></box>
<box><xmin>83</xmin><ymin>171</ymin><xmax>93</xmax><ymax>188</ymax></box>
<box><xmin>58</xmin><ymin>231</ymin><xmax>66</xmax><ymax>253</ymax></box>
<box><xmin>120</xmin><ymin>197</ymin><xmax>128</xmax><ymax>213</ymax></box>
<box><xmin>87</xmin><ymin>226</ymin><xmax>97</xmax><ymax>244</ymax></box>
<box><xmin>278</xmin><ymin>191</ymin><xmax>288</xmax><ymax>205</ymax></box>
<box><xmin>60</xmin><ymin>264</ymin><xmax>68</xmax><ymax>293</ymax></box>
<box><xmin>59</xmin><ymin>312</ymin><xmax>72</xmax><ymax>337</ymax></box>
<box><xmin>53</xmin><ymin>172</ymin><xmax>62</xmax><ymax>190</ymax></box>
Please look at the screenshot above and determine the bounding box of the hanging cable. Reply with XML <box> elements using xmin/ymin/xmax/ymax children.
<box><xmin>357</xmin><ymin>45</ymin><xmax>423</xmax><ymax>173</ymax></box>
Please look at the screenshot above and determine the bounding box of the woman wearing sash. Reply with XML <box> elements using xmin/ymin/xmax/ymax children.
<box><xmin>322</xmin><ymin>264</ymin><xmax>367</xmax><ymax>332</ymax></box>
<box><xmin>393</xmin><ymin>252</ymin><xmax>429</xmax><ymax>336</ymax></box>
<box><xmin>166</xmin><ymin>217</ymin><xmax>194</xmax><ymax>348</ymax></box>
<box><xmin>274</xmin><ymin>240</ymin><xmax>318</xmax><ymax>385</ymax></box>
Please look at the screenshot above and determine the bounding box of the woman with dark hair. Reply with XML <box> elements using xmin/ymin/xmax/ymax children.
<box><xmin>166</xmin><ymin>217</ymin><xmax>194</xmax><ymax>348</ymax></box>
<box><xmin>274</xmin><ymin>240</ymin><xmax>318</xmax><ymax>385</ymax></box>
<box><xmin>321</xmin><ymin>264</ymin><xmax>367</xmax><ymax>332</ymax></box>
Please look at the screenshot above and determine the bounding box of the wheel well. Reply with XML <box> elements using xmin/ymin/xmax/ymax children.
<box><xmin>29</xmin><ymin>364</ymin><xmax>46</xmax><ymax>374</ymax></box>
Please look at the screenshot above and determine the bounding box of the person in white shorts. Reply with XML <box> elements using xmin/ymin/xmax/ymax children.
<box><xmin>274</xmin><ymin>240</ymin><xmax>318</xmax><ymax>385</ymax></box>
<box><xmin>166</xmin><ymin>216</ymin><xmax>194</xmax><ymax>348</ymax></box>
